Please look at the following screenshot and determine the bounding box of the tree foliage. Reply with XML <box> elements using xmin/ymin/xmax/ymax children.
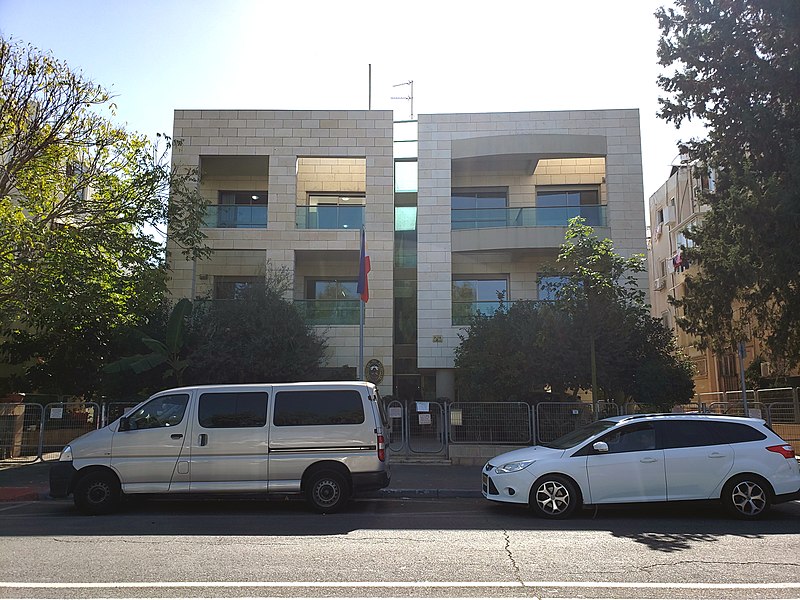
<box><xmin>186</xmin><ymin>268</ymin><xmax>328</xmax><ymax>385</ymax></box>
<box><xmin>656</xmin><ymin>1</ymin><xmax>800</xmax><ymax>371</ymax></box>
<box><xmin>455</xmin><ymin>220</ymin><xmax>695</xmax><ymax>409</ymax></box>
<box><xmin>0</xmin><ymin>38</ymin><xmax>208</xmax><ymax>394</ymax></box>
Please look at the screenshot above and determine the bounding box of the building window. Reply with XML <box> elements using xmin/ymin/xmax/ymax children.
<box><xmin>452</xmin><ymin>278</ymin><xmax>507</xmax><ymax>325</ymax></box>
<box><xmin>306</xmin><ymin>279</ymin><xmax>359</xmax><ymax>300</ymax></box>
<box><xmin>205</xmin><ymin>191</ymin><xmax>268</xmax><ymax>228</ymax></box>
<box><xmin>537</xmin><ymin>275</ymin><xmax>570</xmax><ymax>301</ymax></box>
<box><xmin>296</xmin><ymin>194</ymin><xmax>365</xmax><ymax>229</ymax></box>
<box><xmin>213</xmin><ymin>276</ymin><xmax>261</xmax><ymax>300</ymax></box>
<box><xmin>451</xmin><ymin>188</ymin><xmax>508</xmax><ymax>229</ymax></box>
<box><xmin>536</xmin><ymin>187</ymin><xmax>603</xmax><ymax>226</ymax></box>
<box><xmin>294</xmin><ymin>279</ymin><xmax>360</xmax><ymax>326</ymax></box>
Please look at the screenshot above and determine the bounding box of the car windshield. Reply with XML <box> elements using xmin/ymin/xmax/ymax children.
<box><xmin>540</xmin><ymin>419</ymin><xmax>618</xmax><ymax>449</ymax></box>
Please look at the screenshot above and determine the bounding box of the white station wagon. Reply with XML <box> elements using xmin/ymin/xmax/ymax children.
<box><xmin>483</xmin><ymin>413</ymin><xmax>800</xmax><ymax>519</ymax></box>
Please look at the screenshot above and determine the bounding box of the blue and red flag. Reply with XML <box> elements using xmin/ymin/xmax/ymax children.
<box><xmin>357</xmin><ymin>227</ymin><xmax>370</xmax><ymax>303</ymax></box>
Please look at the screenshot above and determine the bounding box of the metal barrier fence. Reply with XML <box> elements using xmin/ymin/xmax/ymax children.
<box><xmin>0</xmin><ymin>400</ymin><xmax>142</xmax><ymax>462</ymax></box>
<box><xmin>535</xmin><ymin>402</ymin><xmax>620</xmax><ymax>444</ymax></box>
<box><xmin>448</xmin><ymin>402</ymin><xmax>532</xmax><ymax>444</ymax></box>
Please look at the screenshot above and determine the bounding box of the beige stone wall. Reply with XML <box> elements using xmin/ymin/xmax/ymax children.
<box><xmin>417</xmin><ymin>109</ymin><xmax>647</xmax><ymax>371</ymax></box>
<box><xmin>167</xmin><ymin>110</ymin><xmax>394</xmax><ymax>395</ymax></box>
<box><xmin>296</xmin><ymin>157</ymin><xmax>366</xmax><ymax>202</ymax></box>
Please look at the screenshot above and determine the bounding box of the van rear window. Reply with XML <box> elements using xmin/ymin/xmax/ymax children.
<box><xmin>198</xmin><ymin>392</ymin><xmax>268</xmax><ymax>428</ymax></box>
<box><xmin>273</xmin><ymin>390</ymin><xmax>365</xmax><ymax>426</ymax></box>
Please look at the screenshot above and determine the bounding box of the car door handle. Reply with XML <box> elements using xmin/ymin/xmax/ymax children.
<box><xmin>640</xmin><ymin>457</ymin><xmax>658</xmax><ymax>463</ymax></box>
<box><xmin>171</xmin><ymin>434</ymin><xmax>183</xmax><ymax>440</ymax></box>
<box><xmin>708</xmin><ymin>452</ymin><xmax>726</xmax><ymax>458</ymax></box>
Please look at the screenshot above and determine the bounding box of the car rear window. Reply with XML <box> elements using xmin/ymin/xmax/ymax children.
<box><xmin>708</xmin><ymin>421</ymin><xmax>767</xmax><ymax>443</ymax></box>
<box><xmin>656</xmin><ymin>420</ymin><xmax>715</xmax><ymax>449</ymax></box>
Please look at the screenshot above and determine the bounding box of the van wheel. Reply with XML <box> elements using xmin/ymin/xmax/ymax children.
<box><xmin>74</xmin><ymin>471</ymin><xmax>121</xmax><ymax>515</ymax></box>
<box><xmin>305</xmin><ymin>470</ymin><xmax>350</xmax><ymax>513</ymax></box>
<box><xmin>722</xmin><ymin>474</ymin><xmax>772</xmax><ymax>519</ymax></box>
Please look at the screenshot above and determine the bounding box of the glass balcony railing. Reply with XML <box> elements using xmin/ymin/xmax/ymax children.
<box><xmin>202</xmin><ymin>205</ymin><xmax>268</xmax><ymax>228</ymax></box>
<box><xmin>451</xmin><ymin>205</ymin><xmax>606</xmax><ymax>230</ymax></box>
<box><xmin>293</xmin><ymin>299</ymin><xmax>360</xmax><ymax>325</ymax></box>
<box><xmin>452</xmin><ymin>301</ymin><xmax>509</xmax><ymax>325</ymax></box>
<box><xmin>296</xmin><ymin>206</ymin><xmax>365</xmax><ymax>230</ymax></box>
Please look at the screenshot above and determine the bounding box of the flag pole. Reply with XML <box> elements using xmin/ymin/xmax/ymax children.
<box><xmin>359</xmin><ymin>224</ymin><xmax>365</xmax><ymax>381</ymax></box>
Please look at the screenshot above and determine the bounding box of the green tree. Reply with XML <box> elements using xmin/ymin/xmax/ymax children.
<box><xmin>656</xmin><ymin>1</ymin><xmax>800</xmax><ymax>371</ymax></box>
<box><xmin>455</xmin><ymin>219</ymin><xmax>695</xmax><ymax>408</ymax></box>
<box><xmin>186</xmin><ymin>268</ymin><xmax>327</xmax><ymax>384</ymax></box>
<box><xmin>0</xmin><ymin>38</ymin><xmax>207</xmax><ymax>395</ymax></box>
<box><xmin>103</xmin><ymin>299</ymin><xmax>193</xmax><ymax>387</ymax></box>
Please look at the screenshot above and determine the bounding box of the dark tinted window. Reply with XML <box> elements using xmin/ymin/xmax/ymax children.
<box><xmin>655</xmin><ymin>420</ymin><xmax>715</xmax><ymax>449</ymax></box>
<box><xmin>599</xmin><ymin>422</ymin><xmax>656</xmax><ymax>453</ymax></box>
<box><xmin>273</xmin><ymin>390</ymin><xmax>365</xmax><ymax>426</ymax></box>
<box><xmin>709</xmin><ymin>421</ymin><xmax>767</xmax><ymax>443</ymax></box>
<box><xmin>198</xmin><ymin>392</ymin><xmax>268</xmax><ymax>428</ymax></box>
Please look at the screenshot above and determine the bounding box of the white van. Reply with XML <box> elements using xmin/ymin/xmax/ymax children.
<box><xmin>50</xmin><ymin>382</ymin><xmax>390</xmax><ymax>514</ymax></box>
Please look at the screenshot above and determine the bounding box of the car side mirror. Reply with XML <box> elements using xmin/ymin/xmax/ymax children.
<box><xmin>592</xmin><ymin>441</ymin><xmax>609</xmax><ymax>453</ymax></box>
<box><xmin>118</xmin><ymin>416</ymin><xmax>131</xmax><ymax>432</ymax></box>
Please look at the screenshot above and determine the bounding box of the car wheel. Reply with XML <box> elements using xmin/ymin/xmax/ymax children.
<box><xmin>722</xmin><ymin>474</ymin><xmax>772</xmax><ymax>519</ymax></box>
<box><xmin>305</xmin><ymin>470</ymin><xmax>351</xmax><ymax>513</ymax></box>
<box><xmin>73</xmin><ymin>470</ymin><xmax>121</xmax><ymax>515</ymax></box>
<box><xmin>529</xmin><ymin>475</ymin><xmax>579</xmax><ymax>519</ymax></box>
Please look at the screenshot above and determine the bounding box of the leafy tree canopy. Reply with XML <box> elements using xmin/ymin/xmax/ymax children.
<box><xmin>455</xmin><ymin>220</ymin><xmax>694</xmax><ymax>409</ymax></box>
<box><xmin>656</xmin><ymin>1</ymin><xmax>800</xmax><ymax>371</ymax></box>
<box><xmin>0</xmin><ymin>38</ymin><xmax>208</xmax><ymax>395</ymax></box>
<box><xmin>186</xmin><ymin>267</ymin><xmax>328</xmax><ymax>385</ymax></box>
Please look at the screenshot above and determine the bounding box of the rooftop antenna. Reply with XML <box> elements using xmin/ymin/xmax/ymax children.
<box><xmin>391</xmin><ymin>80</ymin><xmax>414</xmax><ymax>118</ymax></box>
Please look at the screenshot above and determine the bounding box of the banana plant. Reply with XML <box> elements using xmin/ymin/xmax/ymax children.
<box><xmin>104</xmin><ymin>299</ymin><xmax>192</xmax><ymax>386</ymax></box>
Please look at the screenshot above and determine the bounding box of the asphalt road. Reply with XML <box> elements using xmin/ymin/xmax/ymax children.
<box><xmin>1</xmin><ymin>496</ymin><xmax>800</xmax><ymax>599</ymax></box>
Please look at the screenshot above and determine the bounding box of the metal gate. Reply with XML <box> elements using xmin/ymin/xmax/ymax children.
<box><xmin>385</xmin><ymin>400</ymin><xmax>447</xmax><ymax>457</ymax></box>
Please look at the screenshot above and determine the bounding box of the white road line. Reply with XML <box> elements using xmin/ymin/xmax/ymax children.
<box><xmin>2</xmin><ymin>581</ymin><xmax>800</xmax><ymax>590</ymax></box>
<box><xmin>0</xmin><ymin>502</ymin><xmax>35</xmax><ymax>513</ymax></box>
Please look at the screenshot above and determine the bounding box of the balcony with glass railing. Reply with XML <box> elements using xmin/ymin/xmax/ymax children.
<box><xmin>451</xmin><ymin>205</ymin><xmax>606</xmax><ymax>230</ymax></box>
<box><xmin>293</xmin><ymin>299</ymin><xmax>360</xmax><ymax>325</ymax></box>
<box><xmin>296</xmin><ymin>206</ymin><xmax>365</xmax><ymax>230</ymax></box>
<box><xmin>202</xmin><ymin>205</ymin><xmax>268</xmax><ymax>229</ymax></box>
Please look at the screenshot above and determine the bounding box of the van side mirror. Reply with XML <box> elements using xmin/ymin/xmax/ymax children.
<box><xmin>118</xmin><ymin>416</ymin><xmax>131</xmax><ymax>432</ymax></box>
<box><xmin>592</xmin><ymin>441</ymin><xmax>609</xmax><ymax>453</ymax></box>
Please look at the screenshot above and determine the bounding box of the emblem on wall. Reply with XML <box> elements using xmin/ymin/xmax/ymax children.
<box><xmin>365</xmin><ymin>359</ymin><xmax>384</xmax><ymax>384</ymax></box>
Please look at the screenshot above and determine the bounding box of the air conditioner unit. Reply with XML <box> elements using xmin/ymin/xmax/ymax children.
<box><xmin>653</xmin><ymin>277</ymin><xmax>666</xmax><ymax>291</ymax></box>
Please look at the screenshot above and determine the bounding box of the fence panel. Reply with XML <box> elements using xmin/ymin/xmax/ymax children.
<box><xmin>0</xmin><ymin>403</ymin><xmax>43</xmax><ymax>462</ymax></box>
<box><xmin>448</xmin><ymin>403</ymin><xmax>531</xmax><ymax>445</ymax></box>
<box><xmin>706</xmin><ymin>401</ymin><xmax>766</xmax><ymax>418</ymax></box>
<box><xmin>536</xmin><ymin>402</ymin><xmax>596</xmax><ymax>444</ymax></box>
<box><xmin>408</xmin><ymin>402</ymin><xmax>445</xmax><ymax>454</ymax></box>
<box><xmin>41</xmin><ymin>402</ymin><xmax>100</xmax><ymax>460</ymax></box>
<box><xmin>101</xmin><ymin>401</ymin><xmax>142</xmax><ymax>427</ymax></box>
<box><xmin>386</xmin><ymin>400</ymin><xmax>405</xmax><ymax>452</ymax></box>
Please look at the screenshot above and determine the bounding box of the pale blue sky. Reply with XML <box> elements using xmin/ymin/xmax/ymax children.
<box><xmin>0</xmin><ymin>0</ymin><xmax>703</xmax><ymax>201</ymax></box>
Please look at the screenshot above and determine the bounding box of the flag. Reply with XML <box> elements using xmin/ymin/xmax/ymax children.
<box><xmin>357</xmin><ymin>227</ymin><xmax>370</xmax><ymax>303</ymax></box>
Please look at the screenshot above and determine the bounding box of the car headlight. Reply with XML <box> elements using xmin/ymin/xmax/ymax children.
<box><xmin>495</xmin><ymin>460</ymin><xmax>535</xmax><ymax>474</ymax></box>
<box><xmin>59</xmin><ymin>445</ymin><xmax>73</xmax><ymax>462</ymax></box>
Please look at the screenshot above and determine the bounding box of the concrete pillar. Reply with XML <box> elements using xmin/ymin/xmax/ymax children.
<box><xmin>436</xmin><ymin>369</ymin><xmax>455</xmax><ymax>402</ymax></box>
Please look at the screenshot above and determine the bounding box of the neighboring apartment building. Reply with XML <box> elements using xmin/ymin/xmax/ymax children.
<box><xmin>167</xmin><ymin>108</ymin><xmax>647</xmax><ymax>403</ymax></box>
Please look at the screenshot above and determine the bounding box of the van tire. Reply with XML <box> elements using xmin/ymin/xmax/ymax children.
<box><xmin>74</xmin><ymin>470</ymin><xmax>121</xmax><ymax>515</ymax></box>
<box><xmin>305</xmin><ymin>470</ymin><xmax>350</xmax><ymax>513</ymax></box>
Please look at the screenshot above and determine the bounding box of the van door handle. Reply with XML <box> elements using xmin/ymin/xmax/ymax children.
<box><xmin>198</xmin><ymin>433</ymin><xmax>208</xmax><ymax>446</ymax></box>
<box><xmin>171</xmin><ymin>434</ymin><xmax>183</xmax><ymax>440</ymax></box>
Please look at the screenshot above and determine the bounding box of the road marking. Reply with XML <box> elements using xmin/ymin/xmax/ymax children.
<box><xmin>0</xmin><ymin>502</ymin><xmax>35</xmax><ymax>513</ymax></box>
<box><xmin>3</xmin><ymin>581</ymin><xmax>800</xmax><ymax>590</ymax></box>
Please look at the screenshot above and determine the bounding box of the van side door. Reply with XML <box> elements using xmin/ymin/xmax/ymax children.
<box><xmin>188</xmin><ymin>389</ymin><xmax>270</xmax><ymax>493</ymax></box>
<box><xmin>110</xmin><ymin>393</ymin><xmax>191</xmax><ymax>493</ymax></box>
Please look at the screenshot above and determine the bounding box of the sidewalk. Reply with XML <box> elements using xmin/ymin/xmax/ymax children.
<box><xmin>0</xmin><ymin>460</ymin><xmax>483</xmax><ymax>502</ymax></box>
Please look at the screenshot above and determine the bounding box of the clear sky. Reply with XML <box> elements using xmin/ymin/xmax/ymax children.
<box><xmin>0</xmin><ymin>0</ymin><xmax>705</xmax><ymax>212</ymax></box>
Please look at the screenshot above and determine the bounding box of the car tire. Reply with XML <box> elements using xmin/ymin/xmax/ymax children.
<box><xmin>73</xmin><ymin>470</ymin><xmax>121</xmax><ymax>515</ymax></box>
<box><xmin>305</xmin><ymin>470</ymin><xmax>351</xmax><ymax>514</ymax></box>
<box><xmin>529</xmin><ymin>474</ymin><xmax>579</xmax><ymax>519</ymax></box>
<box><xmin>722</xmin><ymin>474</ymin><xmax>772</xmax><ymax>519</ymax></box>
